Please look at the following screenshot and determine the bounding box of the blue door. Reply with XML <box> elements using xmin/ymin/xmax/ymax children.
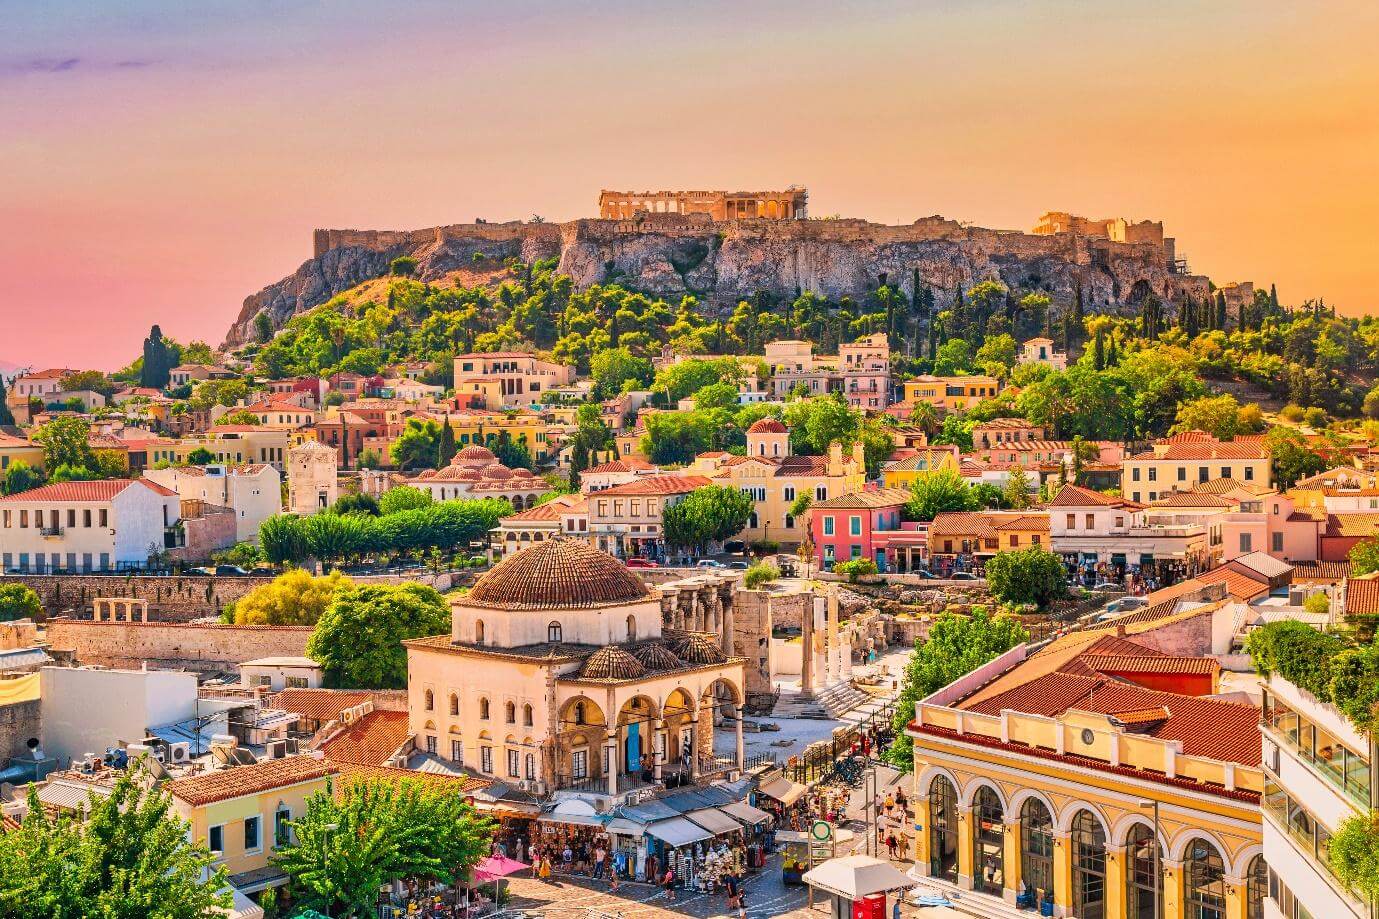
<box><xmin>625</xmin><ymin>722</ymin><xmax>641</xmax><ymax>773</ymax></box>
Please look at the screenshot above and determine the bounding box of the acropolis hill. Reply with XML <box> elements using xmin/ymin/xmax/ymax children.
<box><xmin>222</xmin><ymin>189</ymin><xmax>1249</xmax><ymax>347</ymax></box>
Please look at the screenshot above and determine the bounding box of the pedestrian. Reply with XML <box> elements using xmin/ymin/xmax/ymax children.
<box><xmin>593</xmin><ymin>843</ymin><xmax>607</xmax><ymax>879</ymax></box>
<box><xmin>895</xmin><ymin>788</ymin><xmax>907</xmax><ymax>811</ymax></box>
<box><xmin>892</xmin><ymin>895</ymin><xmax>902</xmax><ymax>919</ymax></box>
<box><xmin>662</xmin><ymin>867</ymin><xmax>677</xmax><ymax>900</ymax></box>
<box><xmin>897</xmin><ymin>831</ymin><xmax>910</xmax><ymax>860</ymax></box>
<box><xmin>886</xmin><ymin>832</ymin><xmax>898</xmax><ymax>858</ymax></box>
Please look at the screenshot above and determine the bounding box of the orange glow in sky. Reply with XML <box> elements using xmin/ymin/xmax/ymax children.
<box><xmin>2</xmin><ymin>1</ymin><xmax>1377</xmax><ymax>368</ymax></box>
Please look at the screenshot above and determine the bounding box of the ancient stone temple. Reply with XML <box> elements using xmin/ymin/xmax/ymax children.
<box><xmin>598</xmin><ymin>187</ymin><xmax>807</xmax><ymax>221</ymax></box>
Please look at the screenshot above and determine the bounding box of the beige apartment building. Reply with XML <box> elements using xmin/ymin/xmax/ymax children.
<box><xmin>145</xmin><ymin>427</ymin><xmax>300</xmax><ymax>473</ymax></box>
<box><xmin>1123</xmin><ymin>432</ymin><xmax>1270</xmax><ymax>504</ymax></box>
<box><xmin>587</xmin><ymin>474</ymin><xmax>712</xmax><ymax>560</ymax></box>
<box><xmin>452</xmin><ymin>352</ymin><xmax>576</xmax><ymax>410</ymax></box>
<box><xmin>143</xmin><ymin>463</ymin><xmax>283</xmax><ymax>543</ymax></box>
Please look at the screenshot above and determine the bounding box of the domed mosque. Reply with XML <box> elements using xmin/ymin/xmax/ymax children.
<box><xmin>410</xmin><ymin>442</ymin><xmax>547</xmax><ymax>510</ymax></box>
<box><xmin>403</xmin><ymin>538</ymin><xmax>748</xmax><ymax>799</ymax></box>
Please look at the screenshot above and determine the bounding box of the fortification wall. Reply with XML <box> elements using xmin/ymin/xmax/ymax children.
<box><xmin>44</xmin><ymin>618</ymin><xmax>313</xmax><ymax>673</ymax></box>
<box><xmin>0</xmin><ymin>574</ymin><xmax>274</xmax><ymax>622</ymax></box>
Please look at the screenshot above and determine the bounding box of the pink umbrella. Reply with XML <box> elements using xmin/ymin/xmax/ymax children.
<box><xmin>474</xmin><ymin>854</ymin><xmax>530</xmax><ymax>881</ymax></box>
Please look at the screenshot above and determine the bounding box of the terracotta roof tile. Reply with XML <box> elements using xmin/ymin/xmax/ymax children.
<box><xmin>1326</xmin><ymin>514</ymin><xmax>1379</xmax><ymax>538</ymax></box>
<box><xmin>165</xmin><ymin>756</ymin><xmax>336</xmax><ymax>806</ymax></box>
<box><xmin>1082</xmin><ymin>654</ymin><xmax>1220</xmax><ymax>676</ymax></box>
<box><xmin>593</xmin><ymin>475</ymin><xmax>713</xmax><ymax>496</ymax></box>
<box><xmin>1290</xmin><ymin>560</ymin><xmax>1351</xmax><ymax>583</ymax></box>
<box><xmin>266</xmin><ymin>689</ymin><xmax>372</xmax><ymax>723</ymax></box>
<box><xmin>319</xmin><ymin>711</ymin><xmax>411</xmax><ymax>766</ymax></box>
<box><xmin>466</xmin><ymin>537</ymin><xmax>649</xmax><ymax>609</ymax></box>
<box><xmin>0</xmin><ymin>479</ymin><xmax>167</xmax><ymax>503</ymax></box>
<box><xmin>329</xmin><ymin>761</ymin><xmax>491</xmax><ymax>794</ymax></box>
<box><xmin>584</xmin><ymin>459</ymin><xmax>656</xmax><ymax>474</ymax></box>
<box><xmin>1047</xmin><ymin>484</ymin><xmax>1131</xmax><ymax>508</ymax></box>
<box><xmin>1345</xmin><ymin>575</ymin><xmax>1379</xmax><ymax>617</ymax></box>
<box><xmin>813</xmin><ymin>488</ymin><xmax>911</xmax><ymax>509</ymax></box>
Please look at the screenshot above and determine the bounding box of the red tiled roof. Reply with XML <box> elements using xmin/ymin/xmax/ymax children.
<box><xmin>961</xmin><ymin>671</ymin><xmax>1260</xmax><ymax>764</ymax></box>
<box><xmin>0</xmin><ymin>479</ymin><xmax>173</xmax><ymax>503</ymax></box>
<box><xmin>1195</xmin><ymin>567</ymin><xmax>1270</xmax><ymax>601</ymax></box>
<box><xmin>165</xmin><ymin>756</ymin><xmax>336</xmax><ymax>806</ymax></box>
<box><xmin>266</xmin><ymin>689</ymin><xmax>372</xmax><ymax>723</ymax></box>
<box><xmin>329</xmin><ymin>761</ymin><xmax>490</xmax><ymax>794</ymax></box>
<box><xmin>1290</xmin><ymin>560</ymin><xmax>1351</xmax><ymax>583</ymax></box>
<box><xmin>1128</xmin><ymin>438</ymin><xmax>1268</xmax><ymax>461</ymax></box>
<box><xmin>593</xmin><ymin>474</ymin><xmax>713</xmax><ymax>496</ymax></box>
<box><xmin>1326</xmin><ymin>514</ymin><xmax>1379</xmax><ymax>539</ymax></box>
<box><xmin>1046</xmin><ymin>484</ymin><xmax>1130</xmax><ymax>508</ymax></box>
<box><xmin>1148</xmin><ymin>492</ymin><xmax>1236</xmax><ymax>508</ymax></box>
<box><xmin>1345</xmin><ymin>575</ymin><xmax>1379</xmax><ymax>617</ymax></box>
<box><xmin>1083</xmin><ymin>654</ymin><xmax>1220</xmax><ymax>676</ymax></box>
<box><xmin>319</xmin><ymin>710</ymin><xmax>412</xmax><ymax>766</ymax></box>
<box><xmin>813</xmin><ymin>488</ymin><xmax>911</xmax><ymax>509</ymax></box>
<box><xmin>584</xmin><ymin>459</ymin><xmax>655</xmax><ymax>474</ymax></box>
<box><xmin>928</xmin><ymin>512</ymin><xmax>997</xmax><ymax>538</ymax></box>
<box><xmin>746</xmin><ymin>418</ymin><xmax>787</xmax><ymax>434</ymax></box>
<box><xmin>773</xmin><ymin>456</ymin><xmax>831</xmax><ymax>477</ymax></box>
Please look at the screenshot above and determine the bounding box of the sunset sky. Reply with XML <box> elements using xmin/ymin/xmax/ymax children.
<box><xmin>2</xmin><ymin>1</ymin><xmax>1376</xmax><ymax>370</ymax></box>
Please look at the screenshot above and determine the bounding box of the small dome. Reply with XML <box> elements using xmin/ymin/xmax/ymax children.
<box><xmin>632</xmin><ymin>643</ymin><xmax>684</xmax><ymax>672</ymax></box>
<box><xmin>580</xmin><ymin>646</ymin><xmax>647</xmax><ymax>681</ymax></box>
<box><xmin>670</xmin><ymin>634</ymin><xmax>727</xmax><ymax>665</ymax></box>
<box><xmin>747</xmin><ymin>418</ymin><xmax>787</xmax><ymax>434</ymax></box>
<box><xmin>482</xmin><ymin>463</ymin><xmax>513</xmax><ymax>480</ymax></box>
<box><xmin>456</xmin><ymin>445</ymin><xmax>496</xmax><ymax>464</ymax></box>
<box><xmin>414</xmin><ymin>469</ymin><xmax>436</xmax><ymax>480</ymax></box>
<box><xmin>466</xmin><ymin>538</ymin><xmax>651</xmax><ymax>610</ymax></box>
<box><xmin>457</xmin><ymin>469</ymin><xmax>482</xmax><ymax>481</ymax></box>
<box><xmin>511</xmin><ymin>468</ymin><xmax>535</xmax><ymax>478</ymax></box>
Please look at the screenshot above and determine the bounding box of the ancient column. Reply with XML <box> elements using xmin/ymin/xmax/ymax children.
<box><xmin>734</xmin><ymin>704</ymin><xmax>745</xmax><ymax>770</ymax></box>
<box><xmin>800</xmin><ymin>594</ymin><xmax>817</xmax><ymax>698</ymax></box>
<box><xmin>688</xmin><ymin>710</ymin><xmax>700</xmax><ymax>780</ymax></box>
<box><xmin>605</xmin><ymin>733</ymin><xmax>619</xmax><ymax>795</ymax></box>
<box><xmin>653</xmin><ymin>718</ymin><xmax>667</xmax><ymax>782</ymax></box>
<box><xmin>719</xmin><ymin>581</ymin><xmax>736</xmax><ymax>655</ymax></box>
<box><xmin>825</xmin><ymin>585</ymin><xmax>841</xmax><ymax>685</ymax></box>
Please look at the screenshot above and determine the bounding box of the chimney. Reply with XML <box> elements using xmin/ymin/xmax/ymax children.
<box><xmin>1115</xmin><ymin>622</ymin><xmax>1127</xmax><ymax>639</ymax></box>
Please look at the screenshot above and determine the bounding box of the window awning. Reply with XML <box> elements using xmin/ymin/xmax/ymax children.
<box><xmin>684</xmin><ymin>807</ymin><xmax>743</xmax><ymax>836</ymax></box>
<box><xmin>720</xmin><ymin>800</ymin><xmax>772</xmax><ymax>826</ymax></box>
<box><xmin>758</xmin><ymin>775</ymin><xmax>807</xmax><ymax>806</ymax></box>
<box><xmin>645</xmin><ymin>816</ymin><xmax>713</xmax><ymax>848</ymax></box>
<box><xmin>605</xmin><ymin>817</ymin><xmax>647</xmax><ymax>838</ymax></box>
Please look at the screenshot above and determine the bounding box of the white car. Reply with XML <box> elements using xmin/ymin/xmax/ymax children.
<box><xmin>695</xmin><ymin>559</ymin><xmax>726</xmax><ymax>569</ymax></box>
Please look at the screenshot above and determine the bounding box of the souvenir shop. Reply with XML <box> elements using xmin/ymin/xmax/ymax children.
<box><xmin>756</xmin><ymin>770</ymin><xmax>809</xmax><ymax>828</ymax></box>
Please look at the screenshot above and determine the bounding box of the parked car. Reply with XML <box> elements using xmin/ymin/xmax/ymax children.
<box><xmin>624</xmin><ymin>558</ymin><xmax>660</xmax><ymax>569</ymax></box>
<box><xmin>1091</xmin><ymin>581</ymin><xmax>1122</xmax><ymax>591</ymax></box>
<box><xmin>912</xmin><ymin>569</ymin><xmax>939</xmax><ymax>580</ymax></box>
<box><xmin>949</xmin><ymin>571</ymin><xmax>980</xmax><ymax>581</ymax></box>
<box><xmin>695</xmin><ymin>559</ymin><xmax>727</xmax><ymax>569</ymax></box>
<box><xmin>726</xmin><ymin>561</ymin><xmax>750</xmax><ymax>570</ymax></box>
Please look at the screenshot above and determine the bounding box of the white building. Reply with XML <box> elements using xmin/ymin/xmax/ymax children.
<box><xmin>1261</xmin><ymin>672</ymin><xmax>1370</xmax><ymax>918</ymax></box>
<box><xmin>39</xmin><ymin>666</ymin><xmax>198</xmax><ymax>767</ymax></box>
<box><xmin>286</xmin><ymin>439</ymin><xmax>337</xmax><ymax>515</ymax></box>
<box><xmin>10</xmin><ymin>368</ymin><xmax>75</xmax><ymax>401</ymax></box>
<box><xmin>144</xmin><ymin>463</ymin><xmax>283</xmax><ymax>543</ymax></box>
<box><xmin>0</xmin><ymin>479</ymin><xmax>181</xmax><ymax>573</ymax></box>
<box><xmin>239</xmin><ymin>657</ymin><xmax>323</xmax><ymax>691</ymax></box>
<box><xmin>1018</xmin><ymin>336</ymin><xmax>1068</xmax><ymax>370</ymax></box>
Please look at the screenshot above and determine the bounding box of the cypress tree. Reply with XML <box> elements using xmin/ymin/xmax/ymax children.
<box><xmin>0</xmin><ymin>375</ymin><xmax>13</xmax><ymax>426</ymax></box>
<box><xmin>1183</xmin><ymin>295</ymin><xmax>1199</xmax><ymax>339</ymax></box>
<box><xmin>1062</xmin><ymin>312</ymin><xmax>1074</xmax><ymax>355</ymax></box>
<box><xmin>1072</xmin><ymin>281</ymin><xmax>1085</xmax><ymax>343</ymax></box>
<box><xmin>1093</xmin><ymin>327</ymin><xmax>1106</xmax><ymax>371</ymax></box>
<box><xmin>140</xmin><ymin>324</ymin><xmax>172</xmax><ymax>390</ymax></box>
<box><xmin>437</xmin><ymin>415</ymin><xmax>456</xmax><ymax>468</ymax></box>
<box><xmin>1215</xmin><ymin>292</ymin><xmax>1228</xmax><ymax>330</ymax></box>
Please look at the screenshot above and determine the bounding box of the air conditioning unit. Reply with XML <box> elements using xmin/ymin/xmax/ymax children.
<box><xmin>339</xmin><ymin>709</ymin><xmax>356</xmax><ymax>724</ymax></box>
<box><xmin>283</xmin><ymin>738</ymin><xmax>299</xmax><ymax>755</ymax></box>
<box><xmin>266</xmin><ymin>740</ymin><xmax>288</xmax><ymax>760</ymax></box>
<box><xmin>168</xmin><ymin>742</ymin><xmax>192</xmax><ymax>764</ymax></box>
<box><xmin>79</xmin><ymin>753</ymin><xmax>96</xmax><ymax>773</ymax></box>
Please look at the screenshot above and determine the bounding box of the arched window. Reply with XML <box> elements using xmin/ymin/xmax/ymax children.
<box><xmin>1020</xmin><ymin>799</ymin><xmax>1054</xmax><ymax>908</ymax></box>
<box><xmin>523</xmin><ymin>704</ymin><xmax>534</xmax><ymax>727</ymax></box>
<box><xmin>475</xmin><ymin>620</ymin><xmax>485</xmax><ymax>644</ymax></box>
<box><xmin>626</xmin><ymin>615</ymin><xmax>637</xmax><ymax>641</ymax></box>
<box><xmin>479</xmin><ymin>698</ymin><xmax>490</xmax><ymax>720</ymax></box>
<box><xmin>971</xmin><ymin>787</ymin><xmax>1004</xmax><ymax>895</ymax></box>
<box><xmin>548</xmin><ymin>621</ymin><xmax>563</xmax><ymax>643</ymax></box>
<box><xmin>928</xmin><ymin>776</ymin><xmax>959</xmax><ymax>883</ymax></box>
<box><xmin>449</xmin><ymin>693</ymin><xmax>459</xmax><ymax>716</ymax></box>
<box><xmin>1126</xmin><ymin>823</ymin><xmax>1161</xmax><ymax>919</ymax></box>
<box><xmin>574</xmin><ymin>701</ymin><xmax>586</xmax><ymax>725</ymax></box>
<box><xmin>1185</xmin><ymin>839</ymin><xmax>1226</xmax><ymax>919</ymax></box>
<box><xmin>424</xmin><ymin>690</ymin><xmax>434</xmax><ymax>711</ymax></box>
<box><xmin>505</xmin><ymin>701</ymin><xmax>516</xmax><ymax>724</ymax></box>
<box><xmin>1246</xmin><ymin>856</ymin><xmax>1267</xmax><ymax>919</ymax></box>
<box><xmin>1071</xmin><ymin>811</ymin><xmax>1106</xmax><ymax>919</ymax></box>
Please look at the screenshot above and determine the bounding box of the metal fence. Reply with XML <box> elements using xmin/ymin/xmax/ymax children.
<box><xmin>786</xmin><ymin>698</ymin><xmax>898</xmax><ymax>786</ymax></box>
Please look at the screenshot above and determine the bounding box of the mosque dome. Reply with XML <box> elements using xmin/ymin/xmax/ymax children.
<box><xmin>466</xmin><ymin>538</ymin><xmax>650</xmax><ymax>610</ymax></box>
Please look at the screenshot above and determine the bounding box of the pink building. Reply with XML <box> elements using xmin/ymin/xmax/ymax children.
<box><xmin>1219</xmin><ymin>492</ymin><xmax>1324</xmax><ymax>562</ymax></box>
<box><xmin>808</xmin><ymin>487</ymin><xmax>922</xmax><ymax>572</ymax></box>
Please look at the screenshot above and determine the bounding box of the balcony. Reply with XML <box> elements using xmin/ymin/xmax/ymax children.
<box><xmin>39</xmin><ymin>526</ymin><xmax>63</xmax><ymax>539</ymax></box>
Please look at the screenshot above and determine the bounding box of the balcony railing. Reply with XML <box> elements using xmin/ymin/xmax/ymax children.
<box><xmin>39</xmin><ymin>526</ymin><xmax>63</xmax><ymax>538</ymax></box>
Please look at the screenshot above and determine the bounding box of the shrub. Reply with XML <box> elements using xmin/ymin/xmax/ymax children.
<box><xmin>1303</xmin><ymin>591</ymin><xmax>1330</xmax><ymax>617</ymax></box>
<box><xmin>985</xmin><ymin>547</ymin><xmax>1068</xmax><ymax>608</ymax></box>
<box><xmin>1330</xmin><ymin>812</ymin><xmax>1379</xmax><ymax>900</ymax></box>
<box><xmin>0</xmin><ymin>585</ymin><xmax>43</xmax><ymax>622</ymax></box>
<box><xmin>744</xmin><ymin>562</ymin><xmax>780</xmax><ymax>590</ymax></box>
<box><xmin>835</xmin><ymin>558</ymin><xmax>878</xmax><ymax>583</ymax></box>
<box><xmin>749</xmin><ymin>539</ymin><xmax>780</xmax><ymax>556</ymax></box>
<box><xmin>1246</xmin><ymin>619</ymin><xmax>1349</xmax><ymax>710</ymax></box>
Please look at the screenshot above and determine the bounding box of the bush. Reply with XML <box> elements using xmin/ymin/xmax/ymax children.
<box><xmin>1303</xmin><ymin>592</ymin><xmax>1330</xmax><ymax>617</ymax></box>
<box><xmin>1329</xmin><ymin>812</ymin><xmax>1379</xmax><ymax>900</ymax></box>
<box><xmin>985</xmin><ymin>547</ymin><xmax>1067</xmax><ymax>608</ymax></box>
<box><xmin>749</xmin><ymin>539</ymin><xmax>780</xmax><ymax>556</ymax></box>
<box><xmin>835</xmin><ymin>558</ymin><xmax>878</xmax><ymax>583</ymax></box>
<box><xmin>390</xmin><ymin>256</ymin><xmax>418</xmax><ymax>277</ymax></box>
<box><xmin>744</xmin><ymin>562</ymin><xmax>780</xmax><ymax>590</ymax></box>
<box><xmin>231</xmin><ymin>570</ymin><xmax>350</xmax><ymax>626</ymax></box>
<box><xmin>1246</xmin><ymin>619</ymin><xmax>1349</xmax><ymax>710</ymax></box>
<box><xmin>0</xmin><ymin>585</ymin><xmax>43</xmax><ymax>622</ymax></box>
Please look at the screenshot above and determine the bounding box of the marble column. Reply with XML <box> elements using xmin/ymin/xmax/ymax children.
<box><xmin>604</xmin><ymin>733</ymin><xmax>619</xmax><ymax>795</ymax></box>
<box><xmin>653</xmin><ymin>718</ymin><xmax>667</xmax><ymax>782</ymax></box>
<box><xmin>734</xmin><ymin>704</ymin><xmax>745</xmax><ymax>769</ymax></box>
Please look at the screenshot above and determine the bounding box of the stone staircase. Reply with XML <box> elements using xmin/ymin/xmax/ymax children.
<box><xmin>814</xmin><ymin>680</ymin><xmax>875</xmax><ymax>719</ymax></box>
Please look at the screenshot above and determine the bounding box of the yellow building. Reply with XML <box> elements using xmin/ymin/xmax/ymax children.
<box><xmin>687</xmin><ymin>418</ymin><xmax>866</xmax><ymax>546</ymax></box>
<box><xmin>446</xmin><ymin>409</ymin><xmax>552</xmax><ymax>464</ymax></box>
<box><xmin>0</xmin><ymin>430</ymin><xmax>44</xmax><ymax>474</ymax></box>
<box><xmin>1123</xmin><ymin>432</ymin><xmax>1271</xmax><ymax>504</ymax></box>
<box><xmin>906</xmin><ymin>632</ymin><xmax>1264</xmax><ymax>919</ymax></box>
<box><xmin>146</xmin><ymin>427</ymin><xmax>304</xmax><ymax>472</ymax></box>
<box><xmin>164</xmin><ymin>756</ymin><xmax>337</xmax><ymax>897</ymax></box>
<box><xmin>901</xmin><ymin>374</ymin><xmax>1000</xmax><ymax>412</ymax></box>
<box><xmin>880</xmin><ymin>448</ymin><xmax>961</xmax><ymax>490</ymax></box>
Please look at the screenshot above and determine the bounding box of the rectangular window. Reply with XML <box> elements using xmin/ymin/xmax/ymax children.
<box><xmin>850</xmin><ymin>516</ymin><xmax>862</xmax><ymax>536</ymax></box>
<box><xmin>481</xmin><ymin>746</ymin><xmax>493</xmax><ymax>773</ymax></box>
<box><xmin>208</xmin><ymin>825</ymin><xmax>223</xmax><ymax>855</ymax></box>
<box><xmin>823</xmin><ymin>517</ymin><xmax>835</xmax><ymax>536</ymax></box>
<box><xmin>507</xmin><ymin>749</ymin><xmax>520</xmax><ymax>778</ymax></box>
<box><xmin>1221</xmin><ymin>466</ymin><xmax>1231</xmax><ymax>479</ymax></box>
<box><xmin>571</xmin><ymin>749</ymin><xmax>588</xmax><ymax>779</ymax></box>
<box><xmin>784</xmin><ymin>486</ymin><xmax>796</xmax><ymax>502</ymax></box>
<box><xmin>99</xmin><ymin>509</ymin><xmax>107</xmax><ymax>527</ymax></box>
<box><xmin>275</xmin><ymin>809</ymin><xmax>291</xmax><ymax>846</ymax></box>
<box><xmin>285</xmin><ymin>676</ymin><xmax>308</xmax><ymax>689</ymax></box>
<box><xmin>1245</xmin><ymin>467</ymin><xmax>1255</xmax><ymax>481</ymax></box>
<box><xmin>1272</xmin><ymin>532</ymin><xmax>1283</xmax><ymax>552</ymax></box>
<box><xmin>1132</xmin><ymin>468</ymin><xmax>1140</xmax><ymax>482</ymax></box>
<box><xmin>67</xmin><ymin>509</ymin><xmax>75</xmax><ymax>527</ymax></box>
<box><xmin>1032</xmin><ymin>534</ymin><xmax>1041</xmax><ymax>544</ymax></box>
<box><xmin>1199</xmin><ymin>467</ymin><xmax>1209</xmax><ymax>483</ymax></box>
<box><xmin>1085</xmin><ymin>514</ymin><xmax>1094</xmax><ymax>529</ymax></box>
<box><xmin>243</xmin><ymin>816</ymin><xmax>261</xmax><ymax>853</ymax></box>
<box><xmin>83</xmin><ymin>509</ymin><xmax>92</xmax><ymax>527</ymax></box>
<box><xmin>1065</xmin><ymin>514</ymin><xmax>1075</xmax><ymax>529</ymax></box>
<box><xmin>1148</xmin><ymin>467</ymin><xmax>1157</xmax><ymax>482</ymax></box>
<box><xmin>452</xmin><ymin>740</ymin><xmax>462</xmax><ymax>763</ymax></box>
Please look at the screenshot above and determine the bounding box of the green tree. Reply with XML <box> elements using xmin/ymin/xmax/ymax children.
<box><xmin>258</xmin><ymin>515</ymin><xmax>309</xmax><ymax>566</ymax></box>
<box><xmin>59</xmin><ymin>370</ymin><xmax>115</xmax><ymax>397</ymax></box>
<box><xmin>782</xmin><ymin>394</ymin><xmax>858</xmax><ymax>455</ymax></box>
<box><xmin>1265</xmin><ymin>427</ymin><xmax>1327</xmax><ymax>488</ymax></box>
<box><xmin>1351</xmin><ymin>539</ymin><xmax>1379</xmax><ymax>577</ymax></box>
<box><xmin>974</xmin><ymin>333</ymin><xmax>1018</xmax><ymax>378</ymax></box>
<box><xmin>390</xmin><ymin>256</ymin><xmax>418</xmax><ymax>277</ymax></box>
<box><xmin>641</xmin><ymin>411</ymin><xmax>714</xmax><ymax>465</ymax></box>
<box><xmin>1</xmin><ymin>461</ymin><xmax>43</xmax><ymax>496</ymax></box>
<box><xmin>253</xmin><ymin>311</ymin><xmax>274</xmax><ymax>343</ymax></box>
<box><xmin>662</xmin><ymin>486</ymin><xmax>754</xmax><ymax>555</ymax></box>
<box><xmin>356</xmin><ymin>447</ymin><xmax>382</xmax><ymax>469</ymax></box>
<box><xmin>0</xmin><ymin>375</ymin><xmax>13</xmax><ymax>426</ymax></box>
<box><xmin>139</xmin><ymin>324</ymin><xmax>174</xmax><ymax>390</ymax></box>
<box><xmin>231</xmin><ymin>569</ymin><xmax>350</xmax><ymax>626</ymax></box>
<box><xmin>308</xmin><ymin>583</ymin><xmax>451</xmax><ymax>688</ymax></box>
<box><xmin>744</xmin><ymin>561</ymin><xmax>780</xmax><ymax>589</ymax></box>
<box><xmin>302</xmin><ymin>512</ymin><xmax>369</xmax><ymax>564</ymax></box>
<box><xmin>1002</xmin><ymin>465</ymin><xmax>1033</xmax><ymax>509</ymax></box>
<box><xmin>985</xmin><ymin>546</ymin><xmax>1068</xmax><ymax>607</ymax></box>
<box><xmin>905</xmin><ymin>466</ymin><xmax>978</xmax><ymax>521</ymax></box>
<box><xmin>436</xmin><ymin>418</ymin><xmax>457</xmax><ymax>468</ymax></box>
<box><xmin>835</xmin><ymin>558</ymin><xmax>878</xmax><ymax>583</ymax></box>
<box><xmin>933</xmin><ymin>339</ymin><xmax>973</xmax><ymax>376</ymax></box>
<box><xmin>218</xmin><ymin>409</ymin><xmax>261</xmax><ymax>426</ymax></box>
<box><xmin>0</xmin><ymin>585</ymin><xmax>42</xmax><ymax>622</ymax></box>
<box><xmin>274</xmin><ymin>778</ymin><xmax>493</xmax><ymax>918</ymax></box>
<box><xmin>185</xmin><ymin>446</ymin><xmax>216</xmax><ymax>465</ymax></box>
<box><xmin>0</xmin><ymin>764</ymin><xmax>231</xmax><ymax>918</ymax></box>
<box><xmin>333</xmin><ymin>492</ymin><xmax>381</xmax><ymax>516</ymax></box>
<box><xmin>590</xmin><ymin>346</ymin><xmax>653</xmax><ymax>399</ymax></box>
<box><xmin>390</xmin><ymin>418</ymin><xmax>443</xmax><ymax>470</ymax></box>
<box><xmin>32</xmin><ymin>416</ymin><xmax>96</xmax><ymax>472</ymax></box>
<box><xmin>886</xmin><ymin>610</ymin><xmax>1029</xmax><ymax>769</ymax></box>
<box><xmin>380</xmin><ymin>486</ymin><xmax>433</xmax><ymax>515</ymax></box>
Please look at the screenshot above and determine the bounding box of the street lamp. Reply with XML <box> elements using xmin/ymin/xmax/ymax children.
<box><xmin>1138</xmin><ymin>800</ymin><xmax>1161</xmax><ymax>919</ymax></box>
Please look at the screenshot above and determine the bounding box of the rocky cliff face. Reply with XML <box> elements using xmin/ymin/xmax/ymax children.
<box><xmin>223</xmin><ymin>214</ymin><xmax>1217</xmax><ymax>348</ymax></box>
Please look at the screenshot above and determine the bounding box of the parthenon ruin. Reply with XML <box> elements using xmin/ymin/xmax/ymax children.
<box><xmin>599</xmin><ymin>187</ymin><xmax>808</xmax><ymax>221</ymax></box>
